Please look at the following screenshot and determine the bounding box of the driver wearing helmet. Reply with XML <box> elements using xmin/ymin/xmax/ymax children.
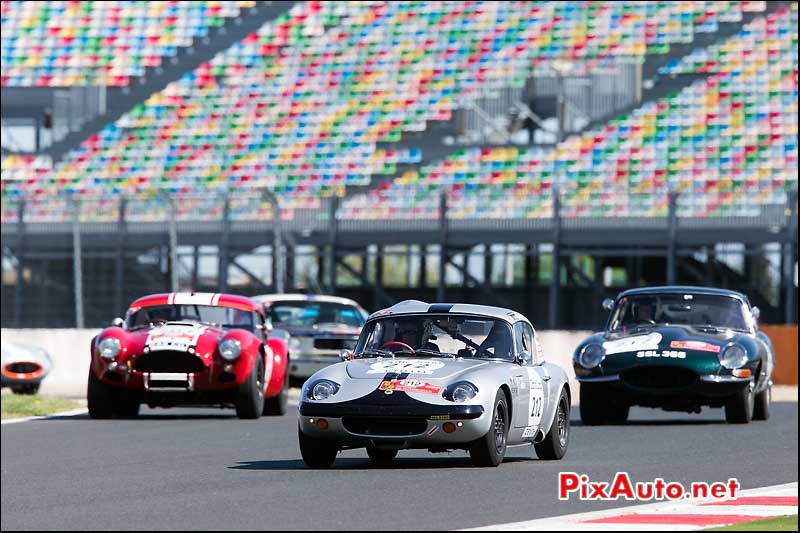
<box><xmin>394</xmin><ymin>320</ymin><xmax>440</xmax><ymax>352</ymax></box>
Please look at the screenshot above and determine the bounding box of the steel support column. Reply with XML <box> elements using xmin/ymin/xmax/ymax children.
<box><xmin>785</xmin><ymin>189</ymin><xmax>798</xmax><ymax>323</ymax></box>
<box><xmin>70</xmin><ymin>197</ymin><xmax>84</xmax><ymax>328</ymax></box>
<box><xmin>14</xmin><ymin>199</ymin><xmax>25</xmax><ymax>326</ymax></box>
<box><xmin>327</xmin><ymin>197</ymin><xmax>338</xmax><ymax>293</ymax></box>
<box><xmin>438</xmin><ymin>192</ymin><xmax>447</xmax><ymax>302</ymax></box>
<box><xmin>667</xmin><ymin>191</ymin><xmax>677</xmax><ymax>285</ymax></box>
<box><xmin>115</xmin><ymin>198</ymin><xmax>126</xmax><ymax>313</ymax></box>
<box><xmin>167</xmin><ymin>195</ymin><xmax>179</xmax><ymax>292</ymax></box>
<box><xmin>266</xmin><ymin>191</ymin><xmax>284</xmax><ymax>293</ymax></box>
<box><xmin>549</xmin><ymin>191</ymin><xmax>561</xmax><ymax>329</ymax></box>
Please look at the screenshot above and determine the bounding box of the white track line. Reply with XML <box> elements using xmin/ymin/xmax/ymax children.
<box><xmin>463</xmin><ymin>482</ymin><xmax>798</xmax><ymax>531</ymax></box>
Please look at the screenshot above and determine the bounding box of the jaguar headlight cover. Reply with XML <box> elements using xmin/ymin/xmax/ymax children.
<box><xmin>309</xmin><ymin>379</ymin><xmax>340</xmax><ymax>400</ymax></box>
<box><xmin>578</xmin><ymin>343</ymin><xmax>606</xmax><ymax>369</ymax></box>
<box><xmin>219</xmin><ymin>338</ymin><xmax>241</xmax><ymax>361</ymax></box>
<box><xmin>97</xmin><ymin>337</ymin><xmax>121</xmax><ymax>359</ymax></box>
<box><xmin>443</xmin><ymin>382</ymin><xmax>478</xmax><ymax>403</ymax></box>
<box><xmin>719</xmin><ymin>344</ymin><xmax>748</xmax><ymax>370</ymax></box>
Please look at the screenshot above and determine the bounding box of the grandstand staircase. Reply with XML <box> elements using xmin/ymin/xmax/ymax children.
<box><xmin>44</xmin><ymin>1</ymin><xmax>297</xmax><ymax>161</ymax></box>
<box><xmin>347</xmin><ymin>1</ymin><xmax>788</xmax><ymax>200</ymax></box>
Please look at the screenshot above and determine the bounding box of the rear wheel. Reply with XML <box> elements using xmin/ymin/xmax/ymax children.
<box><xmin>753</xmin><ymin>385</ymin><xmax>771</xmax><ymax>421</ymax></box>
<box><xmin>580</xmin><ymin>383</ymin><xmax>628</xmax><ymax>425</ymax></box>
<box><xmin>87</xmin><ymin>369</ymin><xmax>114</xmax><ymax>419</ymax></box>
<box><xmin>263</xmin><ymin>357</ymin><xmax>289</xmax><ymax>416</ymax></box>
<box><xmin>235</xmin><ymin>355</ymin><xmax>264</xmax><ymax>419</ymax></box>
<box><xmin>725</xmin><ymin>385</ymin><xmax>754</xmax><ymax>424</ymax></box>
<box><xmin>534</xmin><ymin>387</ymin><xmax>570</xmax><ymax>460</ymax></box>
<box><xmin>366</xmin><ymin>446</ymin><xmax>398</xmax><ymax>466</ymax></box>
<box><xmin>299</xmin><ymin>427</ymin><xmax>338</xmax><ymax>468</ymax></box>
<box><xmin>469</xmin><ymin>390</ymin><xmax>508</xmax><ymax>467</ymax></box>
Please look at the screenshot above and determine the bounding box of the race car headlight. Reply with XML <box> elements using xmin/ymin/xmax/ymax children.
<box><xmin>97</xmin><ymin>337</ymin><xmax>121</xmax><ymax>360</ymax></box>
<box><xmin>443</xmin><ymin>382</ymin><xmax>478</xmax><ymax>403</ymax></box>
<box><xmin>578</xmin><ymin>343</ymin><xmax>606</xmax><ymax>369</ymax></box>
<box><xmin>308</xmin><ymin>379</ymin><xmax>340</xmax><ymax>401</ymax></box>
<box><xmin>289</xmin><ymin>337</ymin><xmax>302</xmax><ymax>352</ymax></box>
<box><xmin>219</xmin><ymin>339</ymin><xmax>241</xmax><ymax>361</ymax></box>
<box><xmin>719</xmin><ymin>344</ymin><xmax>748</xmax><ymax>370</ymax></box>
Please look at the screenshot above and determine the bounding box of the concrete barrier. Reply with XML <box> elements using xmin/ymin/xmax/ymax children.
<box><xmin>760</xmin><ymin>324</ymin><xmax>798</xmax><ymax>386</ymax></box>
<box><xmin>0</xmin><ymin>328</ymin><xmax>593</xmax><ymax>401</ymax></box>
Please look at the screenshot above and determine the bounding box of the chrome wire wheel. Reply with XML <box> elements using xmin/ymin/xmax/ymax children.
<box><xmin>557</xmin><ymin>395</ymin><xmax>570</xmax><ymax>448</ymax></box>
<box><xmin>494</xmin><ymin>402</ymin><xmax>507</xmax><ymax>453</ymax></box>
<box><xmin>256</xmin><ymin>358</ymin><xmax>265</xmax><ymax>400</ymax></box>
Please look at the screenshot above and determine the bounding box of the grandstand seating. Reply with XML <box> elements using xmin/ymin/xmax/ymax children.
<box><xmin>4</xmin><ymin>1</ymin><xmax>793</xmax><ymax>224</ymax></box>
<box><xmin>339</xmin><ymin>4</ymin><xmax>797</xmax><ymax>220</ymax></box>
<box><xmin>1</xmin><ymin>1</ymin><xmax>256</xmax><ymax>87</ymax></box>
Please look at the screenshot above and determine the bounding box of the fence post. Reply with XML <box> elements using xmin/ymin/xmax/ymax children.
<box><xmin>785</xmin><ymin>189</ymin><xmax>798</xmax><ymax>323</ymax></box>
<box><xmin>70</xmin><ymin>197</ymin><xmax>84</xmax><ymax>328</ymax></box>
<box><xmin>265</xmin><ymin>190</ymin><xmax>284</xmax><ymax>293</ymax></box>
<box><xmin>14</xmin><ymin>198</ymin><xmax>26</xmax><ymax>326</ymax></box>
<box><xmin>667</xmin><ymin>190</ymin><xmax>677</xmax><ymax>285</ymax></box>
<box><xmin>218</xmin><ymin>193</ymin><xmax>229</xmax><ymax>292</ymax></box>
<box><xmin>438</xmin><ymin>191</ymin><xmax>447</xmax><ymax>302</ymax></box>
<box><xmin>328</xmin><ymin>197</ymin><xmax>338</xmax><ymax>293</ymax></box>
<box><xmin>115</xmin><ymin>197</ymin><xmax>126</xmax><ymax>314</ymax></box>
<box><xmin>167</xmin><ymin>194</ymin><xmax>179</xmax><ymax>292</ymax></box>
<box><xmin>548</xmin><ymin>189</ymin><xmax>561</xmax><ymax>329</ymax></box>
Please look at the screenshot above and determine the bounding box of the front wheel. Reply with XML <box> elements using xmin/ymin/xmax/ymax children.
<box><xmin>235</xmin><ymin>355</ymin><xmax>264</xmax><ymax>419</ymax></box>
<box><xmin>753</xmin><ymin>385</ymin><xmax>770</xmax><ymax>421</ymax></box>
<box><xmin>469</xmin><ymin>390</ymin><xmax>508</xmax><ymax>467</ymax></box>
<box><xmin>534</xmin><ymin>387</ymin><xmax>570</xmax><ymax>460</ymax></box>
<box><xmin>299</xmin><ymin>428</ymin><xmax>338</xmax><ymax>468</ymax></box>
<box><xmin>87</xmin><ymin>368</ymin><xmax>114</xmax><ymax>419</ymax></box>
<box><xmin>725</xmin><ymin>385</ymin><xmax>754</xmax><ymax>424</ymax></box>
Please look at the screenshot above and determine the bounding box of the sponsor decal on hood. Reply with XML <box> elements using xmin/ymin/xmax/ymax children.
<box><xmin>366</xmin><ymin>359</ymin><xmax>446</xmax><ymax>375</ymax></box>
<box><xmin>145</xmin><ymin>323</ymin><xmax>205</xmax><ymax>352</ymax></box>
<box><xmin>379</xmin><ymin>379</ymin><xmax>442</xmax><ymax>395</ymax></box>
<box><xmin>670</xmin><ymin>340</ymin><xmax>721</xmax><ymax>353</ymax></box>
<box><xmin>602</xmin><ymin>332</ymin><xmax>662</xmax><ymax>355</ymax></box>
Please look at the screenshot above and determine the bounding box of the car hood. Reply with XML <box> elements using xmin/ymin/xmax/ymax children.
<box><xmin>345</xmin><ymin>357</ymin><xmax>489</xmax><ymax>380</ymax></box>
<box><xmin>600</xmin><ymin>325</ymin><xmax>741</xmax><ymax>350</ymax></box>
<box><xmin>124</xmin><ymin>322</ymin><xmax>227</xmax><ymax>354</ymax></box>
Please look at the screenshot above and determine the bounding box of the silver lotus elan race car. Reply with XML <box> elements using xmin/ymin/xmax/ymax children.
<box><xmin>298</xmin><ymin>301</ymin><xmax>571</xmax><ymax>468</ymax></box>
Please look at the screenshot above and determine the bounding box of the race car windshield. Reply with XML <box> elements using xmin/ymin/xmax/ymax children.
<box><xmin>266</xmin><ymin>301</ymin><xmax>365</xmax><ymax>328</ymax></box>
<box><xmin>125</xmin><ymin>305</ymin><xmax>256</xmax><ymax>331</ymax></box>
<box><xmin>355</xmin><ymin>314</ymin><xmax>514</xmax><ymax>361</ymax></box>
<box><xmin>609</xmin><ymin>294</ymin><xmax>750</xmax><ymax>332</ymax></box>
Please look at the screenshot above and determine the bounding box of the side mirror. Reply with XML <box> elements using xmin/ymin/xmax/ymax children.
<box><xmin>339</xmin><ymin>349</ymin><xmax>354</xmax><ymax>362</ymax></box>
<box><xmin>602</xmin><ymin>298</ymin><xmax>615</xmax><ymax>311</ymax></box>
<box><xmin>112</xmin><ymin>317</ymin><xmax>124</xmax><ymax>328</ymax></box>
<box><xmin>751</xmin><ymin>306</ymin><xmax>760</xmax><ymax>321</ymax></box>
<box><xmin>517</xmin><ymin>350</ymin><xmax>532</xmax><ymax>366</ymax></box>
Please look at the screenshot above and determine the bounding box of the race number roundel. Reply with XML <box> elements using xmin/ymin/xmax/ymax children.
<box><xmin>525</xmin><ymin>368</ymin><xmax>545</xmax><ymax>428</ymax></box>
<box><xmin>366</xmin><ymin>360</ymin><xmax>445</xmax><ymax>375</ymax></box>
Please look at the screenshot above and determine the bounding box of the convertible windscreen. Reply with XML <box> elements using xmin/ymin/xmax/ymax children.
<box><xmin>355</xmin><ymin>314</ymin><xmax>514</xmax><ymax>360</ymax></box>
<box><xmin>267</xmin><ymin>301</ymin><xmax>365</xmax><ymax>328</ymax></box>
<box><xmin>609</xmin><ymin>294</ymin><xmax>750</xmax><ymax>332</ymax></box>
<box><xmin>125</xmin><ymin>305</ymin><xmax>256</xmax><ymax>331</ymax></box>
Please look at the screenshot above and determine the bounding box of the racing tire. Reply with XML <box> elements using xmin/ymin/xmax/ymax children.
<box><xmin>11</xmin><ymin>383</ymin><xmax>40</xmax><ymax>395</ymax></box>
<box><xmin>752</xmin><ymin>385</ymin><xmax>770</xmax><ymax>421</ymax></box>
<box><xmin>263</xmin><ymin>358</ymin><xmax>289</xmax><ymax>416</ymax></box>
<box><xmin>112</xmin><ymin>390</ymin><xmax>140</xmax><ymax>418</ymax></box>
<box><xmin>366</xmin><ymin>446</ymin><xmax>398</xmax><ymax>466</ymax></box>
<box><xmin>87</xmin><ymin>368</ymin><xmax>114</xmax><ymax>419</ymax></box>
<box><xmin>725</xmin><ymin>385</ymin><xmax>754</xmax><ymax>424</ymax></box>
<box><xmin>235</xmin><ymin>355</ymin><xmax>265</xmax><ymax>420</ymax></box>
<box><xmin>579</xmin><ymin>383</ymin><xmax>628</xmax><ymax>425</ymax></box>
<box><xmin>469</xmin><ymin>390</ymin><xmax>508</xmax><ymax>467</ymax></box>
<box><xmin>534</xmin><ymin>387</ymin><xmax>570</xmax><ymax>460</ymax></box>
<box><xmin>299</xmin><ymin>428</ymin><xmax>338</xmax><ymax>469</ymax></box>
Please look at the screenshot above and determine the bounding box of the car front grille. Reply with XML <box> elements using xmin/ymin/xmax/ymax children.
<box><xmin>134</xmin><ymin>351</ymin><xmax>205</xmax><ymax>373</ymax></box>
<box><xmin>314</xmin><ymin>337</ymin><xmax>357</xmax><ymax>351</ymax></box>
<box><xmin>342</xmin><ymin>416</ymin><xmax>428</xmax><ymax>437</ymax></box>
<box><xmin>621</xmin><ymin>366</ymin><xmax>697</xmax><ymax>389</ymax></box>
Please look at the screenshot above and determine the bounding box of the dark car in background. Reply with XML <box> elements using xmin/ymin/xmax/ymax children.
<box><xmin>252</xmin><ymin>294</ymin><xmax>368</xmax><ymax>382</ymax></box>
<box><xmin>574</xmin><ymin>286</ymin><xmax>775</xmax><ymax>425</ymax></box>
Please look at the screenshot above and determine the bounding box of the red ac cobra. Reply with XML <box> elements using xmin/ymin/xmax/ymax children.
<box><xmin>88</xmin><ymin>292</ymin><xmax>289</xmax><ymax>419</ymax></box>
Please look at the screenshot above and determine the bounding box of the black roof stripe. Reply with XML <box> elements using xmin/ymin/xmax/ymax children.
<box><xmin>427</xmin><ymin>304</ymin><xmax>454</xmax><ymax>313</ymax></box>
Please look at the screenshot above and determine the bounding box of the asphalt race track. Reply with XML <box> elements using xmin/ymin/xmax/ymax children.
<box><xmin>2</xmin><ymin>402</ymin><xmax>797</xmax><ymax>531</ymax></box>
